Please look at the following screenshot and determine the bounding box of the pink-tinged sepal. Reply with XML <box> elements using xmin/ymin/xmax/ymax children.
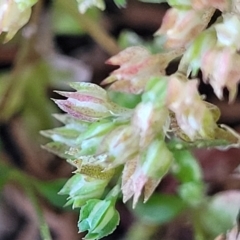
<box><xmin>121</xmin><ymin>157</ymin><xmax>163</xmax><ymax>208</ymax></box>
<box><xmin>200</xmin><ymin>48</ymin><xmax>240</xmax><ymax>102</ymax></box>
<box><xmin>167</xmin><ymin>73</ymin><xmax>217</xmax><ymax>140</ymax></box>
<box><xmin>102</xmin><ymin>47</ymin><xmax>164</xmax><ymax>94</ymax></box>
<box><xmin>214</xmin><ymin>13</ymin><xmax>240</xmax><ymax>50</ymax></box>
<box><xmin>98</xmin><ymin>125</ymin><xmax>139</xmax><ymax>169</ymax></box>
<box><xmin>155</xmin><ymin>7</ymin><xmax>214</xmax><ymax>49</ymax></box>
<box><xmin>141</xmin><ymin>139</ymin><xmax>173</xmax><ymax>179</ymax></box>
<box><xmin>53</xmin><ymin>82</ymin><xmax>132</xmax><ymax>121</ymax></box>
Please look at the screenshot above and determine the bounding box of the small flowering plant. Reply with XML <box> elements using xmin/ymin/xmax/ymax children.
<box><xmin>2</xmin><ymin>0</ymin><xmax>240</xmax><ymax>239</ymax></box>
<box><xmin>40</xmin><ymin>0</ymin><xmax>240</xmax><ymax>239</ymax></box>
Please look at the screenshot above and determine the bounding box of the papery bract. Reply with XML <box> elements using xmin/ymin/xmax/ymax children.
<box><xmin>215</xmin><ymin>13</ymin><xmax>240</xmax><ymax>50</ymax></box>
<box><xmin>102</xmin><ymin>46</ymin><xmax>162</xmax><ymax>94</ymax></box>
<box><xmin>167</xmin><ymin>73</ymin><xmax>216</xmax><ymax>140</ymax></box>
<box><xmin>103</xmin><ymin>46</ymin><xmax>184</xmax><ymax>94</ymax></box>
<box><xmin>121</xmin><ymin>157</ymin><xmax>161</xmax><ymax>208</ymax></box>
<box><xmin>231</xmin><ymin>0</ymin><xmax>240</xmax><ymax>15</ymax></box>
<box><xmin>98</xmin><ymin>125</ymin><xmax>139</xmax><ymax>169</ymax></box>
<box><xmin>191</xmin><ymin>0</ymin><xmax>229</xmax><ymax>11</ymax></box>
<box><xmin>201</xmin><ymin>48</ymin><xmax>240</xmax><ymax>102</ymax></box>
<box><xmin>178</xmin><ymin>28</ymin><xmax>217</xmax><ymax>76</ymax></box>
<box><xmin>132</xmin><ymin>102</ymin><xmax>169</xmax><ymax>148</ymax></box>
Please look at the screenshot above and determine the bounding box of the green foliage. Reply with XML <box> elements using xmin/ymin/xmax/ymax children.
<box><xmin>172</xmin><ymin>150</ymin><xmax>202</xmax><ymax>183</ymax></box>
<box><xmin>113</xmin><ymin>0</ymin><xmax>127</xmax><ymax>7</ymax></box>
<box><xmin>196</xmin><ymin>191</ymin><xmax>240</xmax><ymax>238</ymax></box>
<box><xmin>1</xmin><ymin>0</ymin><xmax>239</xmax><ymax>240</ymax></box>
<box><xmin>108</xmin><ymin>91</ymin><xmax>141</xmax><ymax>109</ymax></box>
<box><xmin>134</xmin><ymin>194</ymin><xmax>186</xmax><ymax>225</ymax></box>
<box><xmin>0</xmin><ymin>163</ymin><xmax>11</xmax><ymax>190</ymax></box>
<box><xmin>53</xmin><ymin>0</ymin><xmax>101</xmax><ymax>35</ymax></box>
<box><xmin>33</xmin><ymin>179</ymin><xmax>67</xmax><ymax>208</ymax></box>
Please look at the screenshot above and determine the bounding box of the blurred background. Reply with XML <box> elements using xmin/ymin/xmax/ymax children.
<box><xmin>0</xmin><ymin>0</ymin><xmax>239</xmax><ymax>239</ymax></box>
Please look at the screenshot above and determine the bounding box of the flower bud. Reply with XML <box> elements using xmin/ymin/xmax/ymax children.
<box><xmin>59</xmin><ymin>174</ymin><xmax>109</xmax><ymax>208</ymax></box>
<box><xmin>78</xmin><ymin>199</ymin><xmax>120</xmax><ymax>240</ymax></box>
<box><xmin>102</xmin><ymin>46</ymin><xmax>162</xmax><ymax>94</ymax></box>
<box><xmin>54</xmin><ymin>82</ymin><xmax>131</xmax><ymax>121</ymax></box>
<box><xmin>98</xmin><ymin>125</ymin><xmax>139</xmax><ymax>168</ymax></box>
<box><xmin>141</xmin><ymin>139</ymin><xmax>173</xmax><ymax>179</ymax></box>
<box><xmin>0</xmin><ymin>0</ymin><xmax>32</xmax><ymax>42</ymax></box>
<box><xmin>215</xmin><ymin>13</ymin><xmax>240</xmax><ymax>50</ymax></box>
<box><xmin>155</xmin><ymin>7</ymin><xmax>214</xmax><ymax>49</ymax></box>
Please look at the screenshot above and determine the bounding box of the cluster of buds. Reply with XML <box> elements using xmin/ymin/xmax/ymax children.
<box><xmin>41</xmin><ymin>0</ymin><xmax>240</xmax><ymax>239</ymax></box>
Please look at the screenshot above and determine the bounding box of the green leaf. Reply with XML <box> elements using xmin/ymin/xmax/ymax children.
<box><xmin>197</xmin><ymin>191</ymin><xmax>240</xmax><ymax>238</ymax></box>
<box><xmin>172</xmin><ymin>150</ymin><xmax>202</xmax><ymax>183</ymax></box>
<box><xmin>134</xmin><ymin>193</ymin><xmax>186</xmax><ymax>225</ymax></box>
<box><xmin>34</xmin><ymin>179</ymin><xmax>67</xmax><ymax>208</ymax></box>
<box><xmin>114</xmin><ymin>0</ymin><xmax>127</xmax><ymax>7</ymax></box>
<box><xmin>108</xmin><ymin>91</ymin><xmax>141</xmax><ymax>109</ymax></box>
<box><xmin>0</xmin><ymin>163</ymin><xmax>12</xmax><ymax>190</ymax></box>
<box><xmin>178</xmin><ymin>182</ymin><xmax>204</xmax><ymax>206</ymax></box>
<box><xmin>53</xmin><ymin>0</ymin><xmax>101</xmax><ymax>35</ymax></box>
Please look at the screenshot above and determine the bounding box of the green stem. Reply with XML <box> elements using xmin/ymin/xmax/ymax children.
<box><xmin>124</xmin><ymin>221</ymin><xmax>159</xmax><ymax>240</ymax></box>
<box><xmin>23</xmin><ymin>179</ymin><xmax>52</xmax><ymax>240</ymax></box>
<box><xmin>58</xmin><ymin>0</ymin><xmax>120</xmax><ymax>55</ymax></box>
<box><xmin>193</xmin><ymin>218</ymin><xmax>205</xmax><ymax>240</ymax></box>
<box><xmin>0</xmin><ymin>0</ymin><xmax>43</xmax><ymax>123</ymax></box>
<box><xmin>10</xmin><ymin>170</ymin><xmax>52</xmax><ymax>240</ymax></box>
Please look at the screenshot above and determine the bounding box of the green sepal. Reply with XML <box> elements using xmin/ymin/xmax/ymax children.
<box><xmin>59</xmin><ymin>174</ymin><xmax>109</xmax><ymax>208</ymax></box>
<box><xmin>142</xmin><ymin>76</ymin><xmax>168</xmax><ymax>107</ymax></box>
<box><xmin>141</xmin><ymin>139</ymin><xmax>173</xmax><ymax>178</ymax></box>
<box><xmin>42</xmin><ymin>142</ymin><xmax>73</xmax><ymax>159</ymax></box>
<box><xmin>78</xmin><ymin>199</ymin><xmax>120</xmax><ymax>240</ymax></box>
<box><xmin>41</xmin><ymin>127</ymin><xmax>81</xmax><ymax>144</ymax></box>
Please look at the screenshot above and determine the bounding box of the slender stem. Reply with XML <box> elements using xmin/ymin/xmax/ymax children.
<box><xmin>192</xmin><ymin>216</ymin><xmax>205</xmax><ymax>240</ymax></box>
<box><xmin>8</xmin><ymin>167</ymin><xmax>52</xmax><ymax>240</ymax></box>
<box><xmin>0</xmin><ymin>0</ymin><xmax>43</xmax><ymax>122</ymax></box>
<box><xmin>124</xmin><ymin>221</ymin><xmax>159</xmax><ymax>240</ymax></box>
<box><xmin>23</xmin><ymin>178</ymin><xmax>52</xmax><ymax>240</ymax></box>
<box><xmin>58</xmin><ymin>0</ymin><xmax>120</xmax><ymax>55</ymax></box>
